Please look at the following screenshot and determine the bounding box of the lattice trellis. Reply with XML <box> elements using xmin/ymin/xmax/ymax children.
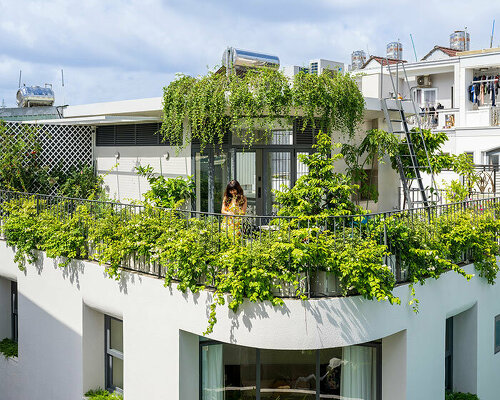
<box><xmin>3</xmin><ymin>122</ymin><xmax>94</xmax><ymax>194</ymax></box>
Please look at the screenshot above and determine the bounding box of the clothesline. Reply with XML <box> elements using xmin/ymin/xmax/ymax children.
<box><xmin>471</xmin><ymin>78</ymin><xmax>500</xmax><ymax>84</ymax></box>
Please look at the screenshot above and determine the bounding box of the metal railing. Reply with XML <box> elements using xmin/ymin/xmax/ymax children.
<box><xmin>0</xmin><ymin>189</ymin><xmax>499</xmax><ymax>298</ymax></box>
<box><xmin>398</xmin><ymin>187</ymin><xmax>500</xmax><ymax>209</ymax></box>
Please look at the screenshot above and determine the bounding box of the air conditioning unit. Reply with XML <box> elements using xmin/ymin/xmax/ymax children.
<box><xmin>417</xmin><ymin>75</ymin><xmax>432</xmax><ymax>87</ymax></box>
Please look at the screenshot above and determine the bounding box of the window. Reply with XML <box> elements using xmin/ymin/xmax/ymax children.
<box><xmin>495</xmin><ymin>315</ymin><xmax>500</xmax><ymax>354</ymax></box>
<box><xmin>11</xmin><ymin>281</ymin><xmax>17</xmax><ymax>343</ymax></box>
<box><xmin>200</xmin><ymin>341</ymin><xmax>381</xmax><ymax>400</ymax></box>
<box><xmin>413</xmin><ymin>88</ymin><xmax>438</xmax><ymax>108</ymax></box>
<box><xmin>105</xmin><ymin>316</ymin><xmax>123</xmax><ymax>393</ymax></box>
<box><xmin>445</xmin><ymin>317</ymin><xmax>453</xmax><ymax>390</ymax></box>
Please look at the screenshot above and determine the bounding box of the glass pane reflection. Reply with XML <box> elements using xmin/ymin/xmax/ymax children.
<box><xmin>260</xmin><ymin>349</ymin><xmax>316</xmax><ymax>400</ymax></box>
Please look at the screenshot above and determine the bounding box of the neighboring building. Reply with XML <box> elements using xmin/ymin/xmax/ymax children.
<box><xmin>282</xmin><ymin>58</ymin><xmax>344</xmax><ymax>80</ymax></box>
<box><xmin>357</xmin><ymin>44</ymin><xmax>500</xmax><ymax>187</ymax></box>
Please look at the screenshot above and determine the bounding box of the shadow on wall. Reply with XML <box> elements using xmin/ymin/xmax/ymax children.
<box><xmin>10</xmin><ymin>294</ymin><xmax>85</xmax><ymax>400</ymax></box>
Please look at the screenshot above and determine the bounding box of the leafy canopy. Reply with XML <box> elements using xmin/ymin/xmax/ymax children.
<box><xmin>161</xmin><ymin>68</ymin><xmax>365</xmax><ymax>150</ymax></box>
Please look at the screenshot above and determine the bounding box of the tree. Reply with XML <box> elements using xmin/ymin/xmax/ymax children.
<box><xmin>274</xmin><ymin>130</ymin><xmax>362</xmax><ymax>218</ymax></box>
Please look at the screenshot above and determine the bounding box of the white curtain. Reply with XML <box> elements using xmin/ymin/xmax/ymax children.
<box><xmin>340</xmin><ymin>345</ymin><xmax>374</xmax><ymax>400</ymax></box>
<box><xmin>202</xmin><ymin>344</ymin><xmax>224</xmax><ymax>400</ymax></box>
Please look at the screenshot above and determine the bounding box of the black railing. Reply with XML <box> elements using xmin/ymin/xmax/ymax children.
<box><xmin>0</xmin><ymin>189</ymin><xmax>499</xmax><ymax>298</ymax></box>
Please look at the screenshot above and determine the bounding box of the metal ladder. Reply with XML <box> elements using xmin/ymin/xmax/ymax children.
<box><xmin>381</xmin><ymin>59</ymin><xmax>438</xmax><ymax>209</ymax></box>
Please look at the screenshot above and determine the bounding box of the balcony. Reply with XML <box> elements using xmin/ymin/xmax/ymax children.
<box><xmin>407</xmin><ymin>108</ymin><xmax>458</xmax><ymax>130</ymax></box>
<box><xmin>1</xmin><ymin>189</ymin><xmax>499</xmax><ymax>306</ymax></box>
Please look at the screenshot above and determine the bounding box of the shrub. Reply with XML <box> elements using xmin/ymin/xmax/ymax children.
<box><xmin>0</xmin><ymin>338</ymin><xmax>18</xmax><ymax>358</ymax></box>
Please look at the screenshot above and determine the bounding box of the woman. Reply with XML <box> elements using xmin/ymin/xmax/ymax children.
<box><xmin>221</xmin><ymin>180</ymin><xmax>247</xmax><ymax>232</ymax></box>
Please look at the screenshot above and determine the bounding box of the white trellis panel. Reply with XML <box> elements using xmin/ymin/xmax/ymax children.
<box><xmin>3</xmin><ymin>122</ymin><xmax>94</xmax><ymax>193</ymax></box>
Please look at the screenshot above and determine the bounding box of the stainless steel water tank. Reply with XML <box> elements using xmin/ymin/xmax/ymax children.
<box><xmin>16</xmin><ymin>86</ymin><xmax>55</xmax><ymax>107</ymax></box>
<box><xmin>387</xmin><ymin>42</ymin><xmax>403</xmax><ymax>60</ymax></box>
<box><xmin>222</xmin><ymin>47</ymin><xmax>280</xmax><ymax>70</ymax></box>
<box><xmin>450</xmin><ymin>30</ymin><xmax>470</xmax><ymax>51</ymax></box>
<box><xmin>351</xmin><ymin>50</ymin><xmax>367</xmax><ymax>70</ymax></box>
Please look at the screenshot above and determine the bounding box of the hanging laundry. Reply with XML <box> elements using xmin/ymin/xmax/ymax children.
<box><xmin>480</xmin><ymin>81</ymin><xmax>485</xmax><ymax>105</ymax></box>
<box><xmin>491</xmin><ymin>81</ymin><xmax>496</xmax><ymax>107</ymax></box>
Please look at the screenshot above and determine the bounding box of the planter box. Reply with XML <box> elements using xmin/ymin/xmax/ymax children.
<box><xmin>271</xmin><ymin>273</ymin><xmax>308</xmax><ymax>297</ymax></box>
<box><xmin>309</xmin><ymin>270</ymin><xmax>341</xmax><ymax>297</ymax></box>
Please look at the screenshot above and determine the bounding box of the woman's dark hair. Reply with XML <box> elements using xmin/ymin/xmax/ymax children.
<box><xmin>224</xmin><ymin>180</ymin><xmax>246</xmax><ymax>207</ymax></box>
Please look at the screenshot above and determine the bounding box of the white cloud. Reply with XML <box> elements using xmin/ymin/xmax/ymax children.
<box><xmin>0</xmin><ymin>0</ymin><xmax>499</xmax><ymax>106</ymax></box>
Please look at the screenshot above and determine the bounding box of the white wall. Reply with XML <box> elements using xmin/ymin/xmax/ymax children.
<box><xmin>95</xmin><ymin>145</ymin><xmax>191</xmax><ymax>202</ymax></box>
<box><xmin>382</xmin><ymin>330</ymin><xmax>407</xmax><ymax>400</ymax></box>
<box><xmin>453</xmin><ymin>305</ymin><xmax>478</xmax><ymax>394</ymax></box>
<box><xmin>1</xmin><ymin>242</ymin><xmax>500</xmax><ymax>399</ymax></box>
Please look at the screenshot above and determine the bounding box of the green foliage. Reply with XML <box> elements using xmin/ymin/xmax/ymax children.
<box><xmin>85</xmin><ymin>388</ymin><xmax>123</xmax><ymax>400</ymax></box>
<box><xmin>1</xmin><ymin>194</ymin><xmax>499</xmax><ymax>333</ymax></box>
<box><xmin>342</xmin><ymin>128</ymin><xmax>400</xmax><ymax>203</ymax></box>
<box><xmin>442</xmin><ymin>153</ymin><xmax>479</xmax><ymax>202</ymax></box>
<box><xmin>393</xmin><ymin>128</ymin><xmax>453</xmax><ymax>177</ymax></box>
<box><xmin>0</xmin><ymin>338</ymin><xmax>18</xmax><ymax>358</ymax></box>
<box><xmin>2</xmin><ymin>197</ymin><xmax>41</xmax><ymax>268</ymax></box>
<box><xmin>57</xmin><ymin>163</ymin><xmax>104</xmax><ymax>200</ymax></box>
<box><xmin>445</xmin><ymin>391</ymin><xmax>480</xmax><ymax>400</ymax></box>
<box><xmin>275</xmin><ymin>130</ymin><xmax>362</xmax><ymax>217</ymax></box>
<box><xmin>161</xmin><ymin>68</ymin><xmax>365</xmax><ymax>150</ymax></box>
<box><xmin>0</xmin><ymin>122</ymin><xmax>103</xmax><ymax>197</ymax></box>
<box><xmin>135</xmin><ymin>165</ymin><xmax>195</xmax><ymax>208</ymax></box>
<box><xmin>0</xmin><ymin>122</ymin><xmax>48</xmax><ymax>192</ymax></box>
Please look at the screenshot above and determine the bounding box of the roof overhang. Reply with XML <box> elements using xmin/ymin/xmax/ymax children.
<box><xmin>23</xmin><ymin>115</ymin><xmax>161</xmax><ymax>126</ymax></box>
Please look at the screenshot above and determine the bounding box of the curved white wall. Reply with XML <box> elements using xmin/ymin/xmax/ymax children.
<box><xmin>0</xmin><ymin>242</ymin><xmax>500</xmax><ymax>399</ymax></box>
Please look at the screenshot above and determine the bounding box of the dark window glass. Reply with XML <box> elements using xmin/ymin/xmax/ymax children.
<box><xmin>11</xmin><ymin>281</ymin><xmax>18</xmax><ymax>343</ymax></box>
<box><xmin>445</xmin><ymin>317</ymin><xmax>453</xmax><ymax>390</ymax></box>
<box><xmin>200</xmin><ymin>341</ymin><xmax>380</xmax><ymax>400</ymax></box>
<box><xmin>105</xmin><ymin>315</ymin><xmax>123</xmax><ymax>393</ymax></box>
<box><xmin>495</xmin><ymin>315</ymin><xmax>500</xmax><ymax>354</ymax></box>
<box><xmin>259</xmin><ymin>348</ymin><xmax>316</xmax><ymax>400</ymax></box>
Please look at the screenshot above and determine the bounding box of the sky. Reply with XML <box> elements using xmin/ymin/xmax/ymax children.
<box><xmin>1</xmin><ymin>0</ymin><xmax>499</xmax><ymax>107</ymax></box>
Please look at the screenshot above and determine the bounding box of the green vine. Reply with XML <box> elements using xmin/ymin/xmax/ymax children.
<box><xmin>161</xmin><ymin>68</ymin><xmax>365</xmax><ymax>149</ymax></box>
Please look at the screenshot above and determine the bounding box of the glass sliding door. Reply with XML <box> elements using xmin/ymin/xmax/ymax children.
<box><xmin>195</xmin><ymin>151</ymin><xmax>231</xmax><ymax>213</ymax></box>
<box><xmin>236</xmin><ymin>151</ymin><xmax>257</xmax><ymax>215</ymax></box>
<box><xmin>214</xmin><ymin>152</ymin><xmax>231</xmax><ymax>213</ymax></box>
<box><xmin>195</xmin><ymin>152</ymin><xmax>209</xmax><ymax>212</ymax></box>
<box><xmin>264</xmin><ymin>151</ymin><xmax>291</xmax><ymax>215</ymax></box>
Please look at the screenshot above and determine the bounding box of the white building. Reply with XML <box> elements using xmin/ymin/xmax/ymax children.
<box><xmin>2</xmin><ymin>45</ymin><xmax>500</xmax><ymax>400</ymax></box>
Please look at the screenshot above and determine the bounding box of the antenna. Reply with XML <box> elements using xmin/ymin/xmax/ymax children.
<box><xmin>61</xmin><ymin>69</ymin><xmax>66</xmax><ymax>106</ymax></box>
<box><xmin>18</xmin><ymin>70</ymin><xmax>22</xmax><ymax>88</ymax></box>
<box><xmin>410</xmin><ymin>34</ymin><xmax>418</xmax><ymax>62</ymax></box>
<box><xmin>491</xmin><ymin>20</ymin><xmax>496</xmax><ymax>48</ymax></box>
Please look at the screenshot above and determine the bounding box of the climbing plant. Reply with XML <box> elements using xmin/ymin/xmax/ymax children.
<box><xmin>161</xmin><ymin>68</ymin><xmax>365</xmax><ymax>150</ymax></box>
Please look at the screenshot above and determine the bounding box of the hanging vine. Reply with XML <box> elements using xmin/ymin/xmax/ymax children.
<box><xmin>161</xmin><ymin>67</ymin><xmax>365</xmax><ymax>150</ymax></box>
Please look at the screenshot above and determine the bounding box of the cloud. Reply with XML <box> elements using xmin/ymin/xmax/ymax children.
<box><xmin>0</xmin><ymin>0</ymin><xmax>499</xmax><ymax>106</ymax></box>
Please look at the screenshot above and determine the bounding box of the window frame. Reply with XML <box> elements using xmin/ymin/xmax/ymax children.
<box><xmin>412</xmin><ymin>87</ymin><xmax>439</xmax><ymax>108</ymax></box>
<box><xmin>495</xmin><ymin>315</ymin><xmax>500</xmax><ymax>354</ymax></box>
<box><xmin>11</xmin><ymin>281</ymin><xmax>17</xmax><ymax>343</ymax></box>
<box><xmin>199</xmin><ymin>339</ymin><xmax>382</xmax><ymax>400</ymax></box>
<box><xmin>105</xmin><ymin>315</ymin><xmax>124</xmax><ymax>394</ymax></box>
